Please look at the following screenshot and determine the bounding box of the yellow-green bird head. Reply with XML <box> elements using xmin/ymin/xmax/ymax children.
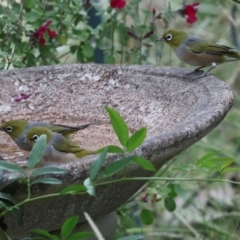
<box><xmin>0</xmin><ymin>119</ymin><xmax>28</xmax><ymax>140</ymax></box>
<box><xmin>26</xmin><ymin>127</ymin><xmax>51</xmax><ymax>146</ymax></box>
<box><xmin>158</xmin><ymin>29</ymin><xmax>188</xmax><ymax>51</ymax></box>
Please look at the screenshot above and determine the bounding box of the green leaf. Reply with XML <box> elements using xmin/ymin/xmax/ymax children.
<box><xmin>164</xmin><ymin>198</ymin><xmax>176</xmax><ymax>212</ymax></box>
<box><xmin>24</xmin><ymin>0</ymin><xmax>35</xmax><ymax>9</ymax></box>
<box><xmin>132</xmin><ymin>156</ymin><xmax>156</xmax><ymax>171</ymax></box>
<box><xmin>140</xmin><ymin>208</ymin><xmax>154</xmax><ymax>225</ymax></box>
<box><xmin>221</xmin><ymin>167</ymin><xmax>240</xmax><ymax>173</ymax></box>
<box><xmin>0</xmin><ymin>161</ymin><xmax>25</xmax><ymax>175</ymax></box>
<box><xmin>105</xmin><ymin>55</ymin><xmax>115</xmax><ymax>64</ymax></box>
<box><xmin>104</xmin><ymin>156</ymin><xmax>133</xmax><ymax>177</ymax></box>
<box><xmin>60</xmin><ymin>184</ymin><xmax>87</xmax><ymax>195</ymax></box>
<box><xmin>83</xmin><ymin>178</ymin><xmax>95</xmax><ymax>197</ymax></box>
<box><xmin>172</xmin><ymin>163</ymin><xmax>192</xmax><ymax>172</ymax></box>
<box><xmin>29</xmin><ymin>229</ymin><xmax>59</xmax><ymax>240</ymax></box>
<box><xmin>105</xmin><ymin>107</ymin><xmax>129</xmax><ymax>146</ymax></box>
<box><xmin>196</xmin><ymin>151</ymin><xmax>221</xmax><ymax>166</ymax></box>
<box><xmin>82</xmin><ymin>43</ymin><xmax>94</xmax><ymax>58</ymax></box>
<box><xmin>0</xmin><ymin>192</ymin><xmax>19</xmax><ymax>206</ymax></box>
<box><xmin>12</xmin><ymin>61</ymin><xmax>25</xmax><ymax>68</ymax></box>
<box><xmin>174</xmin><ymin>184</ymin><xmax>187</xmax><ymax>199</ymax></box>
<box><xmin>77</xmin><ymin>47</ymin><xmax>84</xmax><ymax>62</ymax></box>
<box><xmin>68</xmin><ymin>232</ymin><xmax>94</xmax><ymax>240</ymax></box>
<box><xmin>90</xmin><ymin>147</ymin><xmax>108</xmax><ymax>182</ymax></box>
<box><xmin>97</xmin><ymin>145</ymin><xmax>124</xmax><ymax>154</ymax></box>
<box><xmin>120</xmin><ymin>214</ymin><xmax>136</xmax><ymax>228</ymax></box>
<box><xmin>31</xmin><ymin>167</ymin><xmax>68</xmax><ymax>177</ymax></box>
<box><xmin>126</xmin><ymin>127</ymin><xmax>147</xmax><ymax>152</ymax></box>
<box><xmin>31</xmin><ymin>177</ymin><xmax>62</xmax><ymax>185</ymax></box>
<box><xmin>61</xmin><ymin>215</ymin><xmax>79</xmax><ymax>239</ymax></box>
<box><xmin>59</xmin><ymin>34</ymin><xmax>68</xmax><ymax>45</ymax></box>
<box><xmin>117</xmin><ymin>236</ymin><xmax>144</xmax><ymax>240</ymax></box>
<box><xmin>0</xmin><ymin>193</ymin><xmax>23</xmax><ymax>224</ymax></box>
<box><xmin>28</xmin><ymin>134</ymin><xmax>46</xmax><ymax>170</ymax></box>
<box><xmin>220</xmin><ymin>159</ymin><xmax>234</xmax><ymax>171</ymax></box>
<box><xmin>0</xmin><ymin>227</ymin><xmax>11</xmax><ymax>240</ymax></box>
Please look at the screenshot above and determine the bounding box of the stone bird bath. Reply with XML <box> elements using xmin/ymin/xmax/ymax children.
<box><xmin>0</xmin><ymin>64</ymin><xmax>234</xmax><ymax>238</ymax></box>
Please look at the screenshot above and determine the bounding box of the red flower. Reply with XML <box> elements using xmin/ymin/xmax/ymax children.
<box><xmin>110</xmin><ymin>0</ymin><xmax>126</xmax><ymax>9</ymax></box>
<box><xmin>47</xmin><ymin>29</ymin><xmax>57</xmax><ymax>38</ymax></box>
<box><xmin>32</xmin><ymin>20</ymin><xmax>57</xmax><ymax>45</ymax></box>
<box><xmin>178</xmin><ymin>2</ymin><xmax>200</xmax><ymax>24</ymax></box>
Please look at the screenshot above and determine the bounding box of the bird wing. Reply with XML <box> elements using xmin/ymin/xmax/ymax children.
<box><xmin>51</xmin><ymin>134</ymin><xmax>82</xmax><ymax>154</ymax></box>
<box><xmin>186</xmin><ymin>36</ymin><xmax>239</xmax><ymax>57</ymax></box>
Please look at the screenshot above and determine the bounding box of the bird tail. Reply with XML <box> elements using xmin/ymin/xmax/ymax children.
<box><xmin>225</xmin><ymin>48</ymin><xmax>240</xmax><ymax>61</ymax></box>
<box><xmin>57</xmin><ymin>121</ymin><xmax>101</xmax><ymax>138</ymax></box>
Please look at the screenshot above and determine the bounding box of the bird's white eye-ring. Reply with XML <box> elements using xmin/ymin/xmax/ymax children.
<box><xmin>6</xmin><ymin>126</ymin><xmax>13</xmax><ymax>133</ymax></box>
<box><xmin>166</xmin><ymin>34</ymin><xmax>172</xmax><ymax>41</ymax></box>
<box><xmin>32</xmin><ymin>135</ymin><xmax>39</xmax><ymax>142</ymax></box>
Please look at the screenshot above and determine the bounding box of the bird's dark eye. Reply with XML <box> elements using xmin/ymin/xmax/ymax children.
<box><xmin>166</xmin><ymin>34</ymin><xmax>172</xmax><ymax>41</ymax></box>
<box><xmin>6</xmin><ymin>126</ymin><xmax>13</xmax><ymax>133</ymax></box>
<box><xmin>32</xmin><ymin>135</ymin><xmax>39</xmax><ymax>142</ymax></box>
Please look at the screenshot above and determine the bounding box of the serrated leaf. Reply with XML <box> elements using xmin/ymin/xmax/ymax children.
<box><xmin>61</xmin><ymin>215</ymin><xmax>78</xmax><ymax>239</ymax></box>
<box><xmin>31</xmin><ymin>177</ymin><xmax>62</xmax><ymax>185</ymax></box>
<box><xmin>126</xmin><ymin>127</ymin><xmax>147</xmax><ymax>152</ymax></box>
<box><xmin>0</xmin><ymin>161</ymin><xmax>25</xmax><ymax>175</ymax></box>
<box><xmin>31</xmin><ymin>167</ymin><xmax>68</xmax><ymax>177</ymax></box>
<box><xmin>68</xmin><ymin>232</ymin><xmax>94</xmax><ymax>240</ymax></box>
<box><xmin>90</xmin><ymin>147</ymin><xmax>108</xmax><ymax>182</ymax></box>
<box><xmin>105</xmin><ymin>107</ymin><xmax>129</xmax><ymax>146</ymax></box>
<box><xmin>132</xmin><ymin>156</ymin><xmax>156</xmax><ymax>171</ymax></box>
<box><xmin>97</xmin><ymin>145</ymin><xmax>124</xmax><ymax>154</ymax></box>
<box><xmin>60</xmin><ymin>184</ymin><xmax>87</xmax><ymax>195</ymax></box>
<box><xmin>28</xmin><ymin>134</ymin><xmax>46</xmax><ymax>170</ymax></box>
<box><xmin>140</xmin><ymin>208</ymin><xmax>154</xmax><ymax>225</ymax></box>
<box><xmin>104</xmin><ymin>156</ymin><xmax>133</xmax><ymax>177</ymax></box>
<box><xmin>83</xmin><ymin>178</ymin><xmax>95</xmax><ymax>197</ymax></box>
<box><xmin>29</xmin><ymin>229</ymin><xmax>58</xmax><ymax>240</ymax></box>
<box><xmin>164</xmin><ymin>197</ymin><xmax>176</xmax><ymax>212</ymax></box>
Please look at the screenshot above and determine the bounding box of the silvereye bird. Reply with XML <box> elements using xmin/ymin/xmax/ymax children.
<box><xmin>25</xmin><ymin>126</ymin><xmax>96</xmax><ymax>166</ymax></box>
<box><xmin>0</xmin><ymin>119</ymin><xmax>98</xmax><ymax>151</ymax></box>
<box><xmin>157</xmin><ymin>29</ymin><xmax>240</xmax><ymax>77</ymax></box>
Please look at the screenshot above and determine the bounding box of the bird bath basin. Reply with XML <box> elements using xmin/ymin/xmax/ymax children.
<box><xmin>0</xmin><ymin>64</ymin><xmax>234</xmax><ymax>238</ymax></box>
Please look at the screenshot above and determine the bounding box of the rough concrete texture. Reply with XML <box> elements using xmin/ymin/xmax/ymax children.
<box><xmin>0</xmin><ymin>64</ymin><xmax>234</xmax><ymax>237</ymax></box>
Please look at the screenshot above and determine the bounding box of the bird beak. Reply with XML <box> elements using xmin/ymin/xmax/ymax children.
<box><xmin>156</xmin><ymin>37</ymin><xmax>164</xmax><ymax>42</ymax></box>
<box><xmin>23</xmin><ymin>138</ymin><xmax>30</xmax><ymax>144</ymax></box>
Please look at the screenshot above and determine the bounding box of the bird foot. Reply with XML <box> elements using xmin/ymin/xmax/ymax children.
<box><xmin>186</xmin><ymin>69</ymin><xmax>204</xmax><ymax>76</ymax></box>
<box><xmin>191</xmin><ymin>72</ymin><xmax>214</xmax><ymax>80</ymax></box>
